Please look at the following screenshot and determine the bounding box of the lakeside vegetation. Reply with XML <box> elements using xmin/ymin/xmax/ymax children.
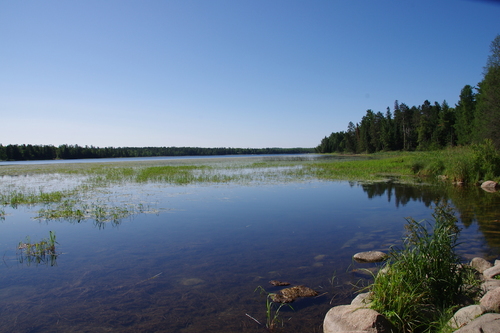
<box><xmin>316</xmin><ymin>35</ymin><xmax>500</xmax><ymax>155</ymax></box>
<box><xmin>1</xmin><ymin>144</ymin><xmax>499</xmax><ymax>227</ymax></box>
<box><xmin>370</xmin><ymin>204</ymin><xmax>480</xmax><ymax>333</ymax></box>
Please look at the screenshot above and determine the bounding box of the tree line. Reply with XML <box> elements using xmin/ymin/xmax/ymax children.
<box><xmin>0</xmin><ymin>144</ymin><xmax>314</xmax><ymax>161</ymax></box>
<box><xmin>316</xmin><ymin>34</ymin><xmax>500</xmax><ymax>154</ymax></box>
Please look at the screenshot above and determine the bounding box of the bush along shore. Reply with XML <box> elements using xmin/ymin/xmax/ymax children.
<box><xmin>323</xmin><ymin>203</ymin><xmax>500</xmax><ymax>333</ymax></box>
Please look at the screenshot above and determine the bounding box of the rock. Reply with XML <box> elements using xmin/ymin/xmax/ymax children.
<box><xmin>453</xmin><ymin>313</ymin><xmax>500</xmax><ymax>333</ymax></box>
<box><xmin>351</xmin><ymin>292</ymin><xmax>372</xmax><ymax>308</ymax></box>
<box><xmin>483</xmin><ymin>265</ymin><xmax>500</xmax><ymax>279</ymax></box>
<box><xmin>448</xmin><ymin>305</ymin><xmax>486</xmax><ymax>330</ymax></box>
<box><xmin>480</xmin><ymin>287</ymin><xmax>500</xmax><ymax>313</ymax></box>
<box><xmin>269</xmin><ymin>280</ymin><xmax>290</xmax><ymax>286</ymax></box>
<box><xmin>481</xmin><ymin>181</ymin><xmax>499</xmax><ymax>192</ymax></box>
<box><xmin>482</xmin><ymin>279</ymin><xmax>500</xmax><ymax>293</ymax></box>
<box><xmin>323</xmin><ymin>304</ymin><xmax>397</xmax><ymax>333</ymax></box>
<box><xmin>270</xmin><ymin>285</ymin><xmax>318</xmax><ymax>303</ymax></box>
<box><xmin>353</xmin><ymin>251</ymin><xmax>387</xmax><ymax>263</ymax></box>
<box><xmin>470</xmin><ymin>257</ymin><xmax>493</xmax><ymax>274</ymax></box>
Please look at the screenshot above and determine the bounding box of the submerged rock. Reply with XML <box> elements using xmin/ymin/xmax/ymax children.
<box><xmin>269</xmin><ymin>280</ymin><xmax>290</xmax><ymax>286</ymax></box>
<box><xmin>270</xmin><ymin>285</ymin><xmax>318</xmax><ymax>303</ymax></box>
<box><xmin>353</xmin><ymin>251</ymin><xmax>387</xmax><ymax>263</ymax></box>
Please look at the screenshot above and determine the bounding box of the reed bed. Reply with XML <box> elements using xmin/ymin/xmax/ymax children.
<box><xmin>2</xmin><ymin>148</ymin><xmax>497</xmax><ymax>225</ymax></box>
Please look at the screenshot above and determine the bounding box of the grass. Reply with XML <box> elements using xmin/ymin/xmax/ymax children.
<box><xmin>253</xmin><ymin>286</ymin><xmax>294</xmax><ymax>332</ymax></box>
<box><xmin>17</xmin><ymin>231</ymin><xmax>59</xmax><ymax>266</ymax></box>
<box><xmin>369</xmin><ymin>203</ymin><xmax>481</xmax><ymax>333</ymax></box>
<box><xmin>0</xmin><ymin>189</ymin><xmax>69</xmax><ymax>207</ymax></box>
<box><xmin>1</xmin><ymin>147</ymin><xmax>499</xmax><ymax>225</ymax></box>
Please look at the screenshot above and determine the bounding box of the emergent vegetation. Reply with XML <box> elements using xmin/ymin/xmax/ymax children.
<box><xmin>17</xmin><ymin>231</ymin><xmax>59</xmax><ymax>266</ymax></box>
<box><xmin>370</xmin><ymin>204</ymin><xmax>480</xmax><ymax>333</ymax></box>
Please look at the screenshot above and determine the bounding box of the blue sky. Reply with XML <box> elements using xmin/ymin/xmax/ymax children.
<box><xmin>1</xmin><ymin>1</ymin><xmax>499</xmax><ymax>148</ymax></box>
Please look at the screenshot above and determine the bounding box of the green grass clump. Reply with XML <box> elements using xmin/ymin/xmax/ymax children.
<box><xmin>135</xmin><ymin>165</ymin><xmax>206</xmax><ymax>184</ymax></box>
<box><xmin>35</xmin><ymin>199</ymin><xmax>133</xmax><ymax>226</ymax></box>
<box><xmin>370</xmin><ymin>203</ymin><xmax>480</xmax><ymax>333</ymax></box>
<box><xmin>0</xmin><ymin>189</ymin><xmax>68</xmax><ymax>207</ymax></box>
<box><xmin>306</xmin><ymin>154</ymin><xmax>419</xmax><ymax>182</ymax></box>
<box><xmin>17</xmin><ymin>231</ymin><xmax>59</xmax><ymax>266</ymax></box>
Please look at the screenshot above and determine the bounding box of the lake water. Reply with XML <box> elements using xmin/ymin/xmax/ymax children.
<box><xmin>0</xmin><ymin>158</ymin><xmax>499</xmax><ymax>332</ymax></box>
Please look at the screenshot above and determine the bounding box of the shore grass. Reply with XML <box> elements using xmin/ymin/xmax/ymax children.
<box><xmin>370</xmin><ymin>203</ymin><xmax>481</xmax><ymax>333</ymax></box>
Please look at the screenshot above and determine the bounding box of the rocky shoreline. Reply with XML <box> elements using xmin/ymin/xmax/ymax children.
<box><xmin>323</xmin><ymin>253</ymin><xmax>500</xmax><ymax>333</ymax></box>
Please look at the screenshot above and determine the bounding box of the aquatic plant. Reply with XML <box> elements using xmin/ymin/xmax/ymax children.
<box><xmin>369</xmin><ymin>203</ymin><xmax>480</xmax><ymax>333</ymax></box>
<box><xmin>0</xmin><ymin>189</ymin><xmax>68</xmax><ymax>207</ymax></box>
<box><xmin>253</xmin><ymin>286</ymin><xmax>294</xmax><ymax>332</ymax></box>
<box><xmin>35</xmin><ymin>199</ymin><xmax>135</xmax><ymax>227</ymax></box>
<box><xmin>17</xmin><ymin>231</ymin><xmax>59</xmax><ymax>266</ymax></box>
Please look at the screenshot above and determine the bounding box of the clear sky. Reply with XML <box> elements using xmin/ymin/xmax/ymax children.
<box><xmin>1</xmin><ymin>1</ymin><xmax>499</xmax><ymax>148</ymax></box>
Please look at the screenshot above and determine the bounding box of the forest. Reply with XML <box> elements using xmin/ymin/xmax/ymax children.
<box><xmin>316</xmin><ymin>35</ymin><xmax>500</xmax><ymax>154</ymax></box>
<box><xmin>0</xmin><ymin>145</ymin><xmax>313</xmax><ymax>161</ymax></box>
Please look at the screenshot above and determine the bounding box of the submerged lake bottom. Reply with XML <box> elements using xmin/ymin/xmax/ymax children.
<box><xmin>1</xmin><ymin>177</ymin><xmax>499</xmax><ymax>332</ymax></box>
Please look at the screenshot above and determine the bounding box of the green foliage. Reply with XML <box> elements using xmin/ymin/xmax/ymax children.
<box><xmin>0</xmin><ymin>189</ymin><xmax>68</xmax><ymax>207</ymax></box>
<box><xmin>317</xmin><ymin>35</ymin><xmax>500</xmax><ymax>154</ymax></box>
<box><xmin>0</xmin><ymin>144</ymin><xmax>314</xmax><ymax>161</ymax></box>
<box><xmin>370</xmin><ymin>204</ymin><xmax>480</xmax><ymax>333</ymax></box>
<box><xmin>17</xmin><ymin>231</ymin><xmax>59</xmax><ymax>266</ymax></box>
<box><xmin>254</xmin><ymin>286</ymin><xmax>293</xmax><ymax>332</ymax></box>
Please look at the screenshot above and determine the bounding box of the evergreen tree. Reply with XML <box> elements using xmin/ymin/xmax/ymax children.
<box><xmin>475</xmin><ymin>34</ymin><xmax>500</xmax><ymax>149</ymax></box>
<box><xmin>454</xmin><ymin>85</ymin><xmax>477</xmax><ymax>145</ymax></box>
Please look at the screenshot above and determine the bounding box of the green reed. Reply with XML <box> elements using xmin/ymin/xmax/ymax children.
<box><xmin>0</xmin><ymin>189</ymin><xmax>69</xmax><ymax>207</ymax></box>
<box><xmin>17</xmin><ymin>231</ymin><xmax>58</xmax><ymax>266</ymax></box>
<box><xmin>370</xmin><ymin>203</ymin><xmax>481</xmax><ymax>333</ymax></box>
<box><xmin>254</xmin><ymin>286</ymin><xmax>293</xmax><ymax>332</ymax></box>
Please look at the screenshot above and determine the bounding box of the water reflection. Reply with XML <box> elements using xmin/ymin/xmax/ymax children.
<box><xmin>1</xmin><ymin>179</ymin><xmax>499</xmax><ymax>332</ymax></box>
<box><xmin>358</xmin><ymin>181</ymin><xmax>500</xmax><ymax>252</ymax></box>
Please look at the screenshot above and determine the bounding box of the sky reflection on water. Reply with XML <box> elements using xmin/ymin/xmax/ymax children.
<box><xmin>0</xmin><ymin>179</ymin><xmax>498</xmax><ymax>332</ymax></box>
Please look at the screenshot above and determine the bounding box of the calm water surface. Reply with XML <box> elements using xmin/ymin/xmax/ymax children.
<box><xmin>1</xmin><ymin>175</ymin><xmax>499</xmax><ymax>332</ymax></box>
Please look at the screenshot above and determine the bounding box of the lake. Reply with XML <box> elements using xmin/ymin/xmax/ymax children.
<box><xmin>0</xmin><ymin>156</ymin><xmax>499</xmax><ymax>332</ymax></box>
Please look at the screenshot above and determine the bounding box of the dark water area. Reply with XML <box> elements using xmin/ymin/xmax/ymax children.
<box><xmin>0</xmin><ymin>180</ymin><xmax>499</xmax><ymax>332</ymax></box>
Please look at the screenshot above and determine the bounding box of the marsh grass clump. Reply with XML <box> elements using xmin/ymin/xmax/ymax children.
<box><xmin>370</xmin><ymin>203</ymin><xmax>480</xmax><ymax>333</ymax></box>
<box><xmin>0</xmin><ymin>189</ymin><xmax>68</xmax><ymax>207</ymax></box>
<box><xmin>35</xmin><ymin>199</ymin><xmax>134</xmax><ymax>226</ymax></box>
<box><xmin>17</xmin><ymin>231</ymin><xmax>59</xmax><ymax>266</ymax></box>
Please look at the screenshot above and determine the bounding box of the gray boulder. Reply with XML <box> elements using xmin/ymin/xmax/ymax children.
<box><xmin>470</xmin><ymin>257</ymin><xmax>493</xmax><ymax>274</ymax></box>
<box><xmin>353</xmin><ymin>251</ymin><xmax>387</xmax><ymax>263</ymax></box>
<box><xmin>448</xmin><ymin>305</ymin><xmax>486</xmax><ymax>330</ymax></box>
<box><xmin>482</xmin><ymin>279</ymin><xmax>500</xmax><ymax>293</ymax></box>
<box><xmin>480</xmin><ymin>287</ymin><xmax>500</xmax><ymax>313</ymax></box>
<box><xmin>483</xmin><ymin>264</ymin><xmax>500</xmax><ymax>280</ymax></box>
<box><xmin>351</xmin><ymin>292</ymin><xmax>372</xmax><ymax>308</ymax></box>
<box><xmin>481</xmin><ymin>181</ymin><xmax>499</xmax><ymax>192</ymax></box>
<box><xmin>323</xmin><ymin>304</ymin><xmax>397</xmax><ymax>333</ymax></box>
<box><xmin>453</xmin><ymin>313</ymin><xmax>500</xmax><ymax>333</ymax></box>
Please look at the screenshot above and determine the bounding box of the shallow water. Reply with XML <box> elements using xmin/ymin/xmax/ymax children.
<box><xmin>1</xmin><ymin>177</ymin><xmax>499</xmax><ymax>332</ymax></box>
